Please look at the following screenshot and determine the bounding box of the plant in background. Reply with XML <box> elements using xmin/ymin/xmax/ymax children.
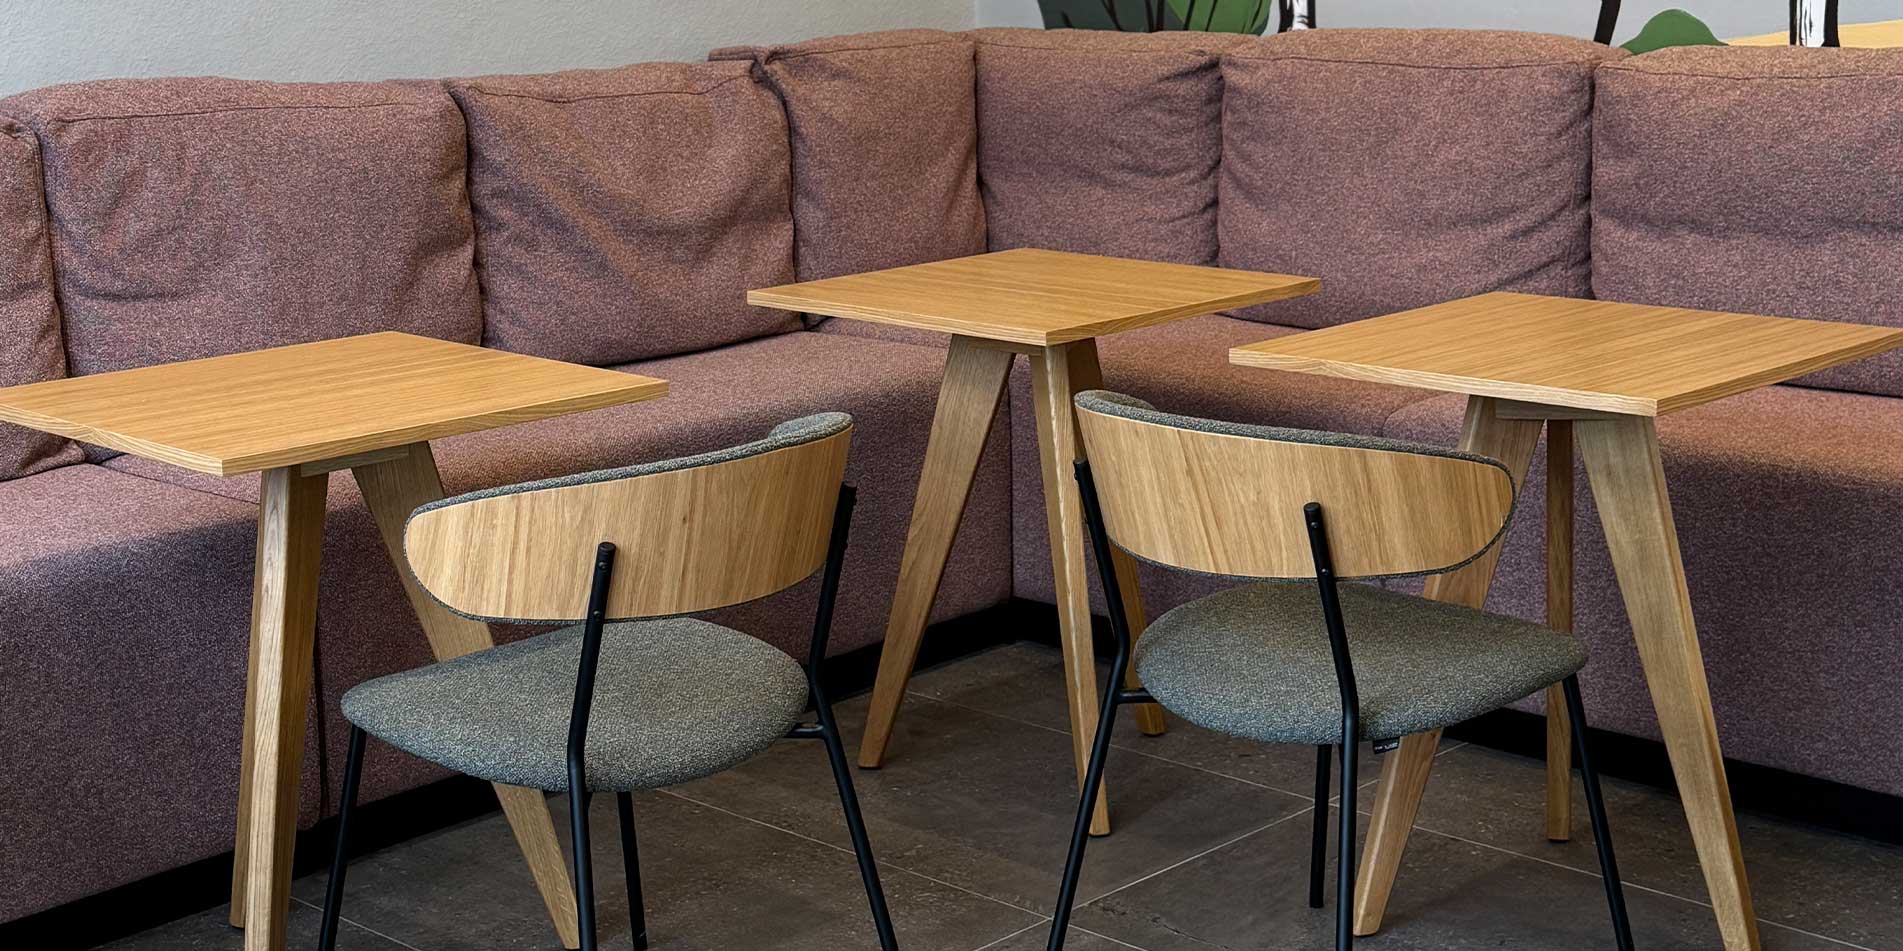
<box><xmin>1038</xmin><ymin>0</ymin><xmax>1278</xmax><ymax>34</ymax></box>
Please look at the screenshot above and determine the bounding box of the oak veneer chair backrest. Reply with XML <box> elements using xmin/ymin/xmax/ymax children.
<box><xmin>403</xmin><ymin>414</ymin><xmax>854</xmax><ymax>623</ymax></box>
<box><xmin>1072</xmin><ymin>392</ymin><xmax>1514</xmax><ymax>580</ymax></box>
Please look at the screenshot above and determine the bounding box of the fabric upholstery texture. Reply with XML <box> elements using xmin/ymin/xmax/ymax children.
<box><xmin>712</xmin><ymin>30</ymin><xmax>985</xmax><ymax>286</ymax></box>
<box><xmin>1136</xmin><ymin>580</ymin><xmax>1585</xmax><ymax>745</ymax></box>
<box><xmin>1009</xmin><ymin>316</ymin><xmax>1441</xmax><ymax>613</ymax></box>
<box><xmin>0</xmin><ymin>465</ymin><xmax>318</xmax><ymax>920</ymax></box>
<box><xmin>343</xmin><ymin>618</ymin><xmax>810</xmax><ymax>792</ymax></box>
<box><xmin>450</xmin><ymin>62</ymin><xmax>799</xmax><ymax>365</ymax></box>
<box><xmin>2</xmin><ymin>77</ymin><xmax>480</xmax><ymax>385</ymax></box>
<box><xmin>0</xmin><ymin>118</ymin><xmax>81</xmax><ymax>480</ymax></box>
<box><xmin>1219</xmin><ymin>29</ymin><xmax>1622</xmax><ymax>328</ymax></box>
<box><xmin>972</xmin><ymin>28</ymin><xmax>1246</xmax><ymax>265</ymax></box>
<box><xmin>1382</xmin><ymin>385</ymin><xmax>1903</xmax><ymax>798</ymax></box>
<box><xmin>1592</xmin><ymin>46</ymin><xmax>1903</xmax><ymax>398</ymax></box>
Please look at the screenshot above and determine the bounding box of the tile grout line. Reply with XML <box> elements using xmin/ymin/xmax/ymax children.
<box><xmin>655</xmin><ymin>787</ymin><xmax>1048</xmax><ymax>919</ymax></box>
<box><xmin>289</xmin><ymin>895</ymin><xmax>431</xmax><ymax>951</ymax></box>
<box><xmin>969</xmin><ymin>918</ymin><xmax>1051</xmax><ymax>951</ymax></box>
<box><xmin>1072</xmin><ymin>923</ymin><xmax>1155</xmax><ymax>949</ymax></box>
<box><xmin>1359</xmin><ymin>820</ymin><xmax>1882</xmax><ymax>951</ymax></box>
<box><xmin>1077</xmin><ymin>805</ymin><xmax>1318</xmax><ymax>909</ymax></box>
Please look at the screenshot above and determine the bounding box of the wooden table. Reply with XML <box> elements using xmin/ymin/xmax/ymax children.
<box><xmin>751</xmin><ymin>248</ymin><xmax>1318</xmax><ymax>835</ymax></box>
<box><xmin>0</xmin><ymin>332</ymin><xmax>667</xmax><ymax>951</ymax></box>
<box><xmin>1729</xmin><ymin>18</ymin><xmax>1903</xmax><ymax>46</ymax></box>
<box><xmin>1230</xmin><ymin>291</ymin><xmax>1903</xmax><ymax>951</ymax></box>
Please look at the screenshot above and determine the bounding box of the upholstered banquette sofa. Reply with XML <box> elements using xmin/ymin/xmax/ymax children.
<box><xmin>3</xmin><ymin>26</ymin><xmax>1900</xmax><ymax>924</ymax></box>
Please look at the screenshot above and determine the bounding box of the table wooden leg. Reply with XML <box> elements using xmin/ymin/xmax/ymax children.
<box><xmin>1354</xmin><ymin>397</ymin><xmax>1541</xmax><ymax>935</ymax></box>
<box><xmin>234</xmin><ymin>467</ymin><xmax>328</xmax><ymax>950</ymax></box>
<box><xmin>1545</xmin><ymin>419</ymin><xmax>1575</xmax><ymax>842</ymax></box>
<box><xmin>1575</xmin><ymin>415</ymin><xmax>1760</xmax><ymax>951</ymax></box>
<box><xmin>858</xmin><ymin>335</ymin><xmax>1015</xmax><ymax>768</ymax></box>
<box><xmin>354</xmin><ymin>442</ymin><xmax>582</xmax><ymax>950</ymax></box>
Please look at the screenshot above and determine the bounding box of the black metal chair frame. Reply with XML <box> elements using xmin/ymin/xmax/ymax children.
<box><xmin>318</xmin><ymin>486</ymin><xmax>899</xmax><ymax>951</ymax></box>
<box><xmin>1048</xmin><ymin>461</ymin><xmax>1636</xmax><ymax>951</ymax></box>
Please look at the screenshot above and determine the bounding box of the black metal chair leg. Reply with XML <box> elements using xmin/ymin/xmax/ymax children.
<box><xmin>1562</xmin><ymin>676</ymin><xmax>1636</xmax><ymax>951</ymax></box>
<box><xmin>814</xmin><ymin>697</ymin><xmax>900</xmax><ymax>951</ymax></box>
<box><xmin>1309</xmin><ymin>744</ymin><xmax>1332</xmax><ymax>909</ymax></box>
<box><xmin>569</xmin><ymin>782</ymin><xmax>599</xmax><ymax>951</ymax></box>
<box><xmin>1335</xmin><ymin>733</ymin><xmax>1358</xmax><ymax>951</ymax></box>
<box><xmin>616</xmin><ymin>792</ymin><xmax>649</xmax><ymax>951</ymax></box>
<box><xmin>1048</xmin><ymin>689</ymin><xmax>1123</xmax><ymax>951</ymax></box>
<box><xmin>318</xmin><ymin>726</ymin><xmax>368</xmax><ymax>951</ymax></box>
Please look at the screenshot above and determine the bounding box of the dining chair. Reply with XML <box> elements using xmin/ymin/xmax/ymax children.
<box><xmin>316</xmin><ymin>413</ymin><xmax>898</xmax><ymax>951</ymax></box>
<box><xmin>1047</xmin><ymin>391</ymin><xmax>1634</xmax><ymax>951</ymax></box>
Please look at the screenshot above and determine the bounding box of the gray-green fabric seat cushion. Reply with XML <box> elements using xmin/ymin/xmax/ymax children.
<box><xmin>342</xmin><ymin>618</ymin><xmax>810</xmax><ymax>792</ymax></box>
<box><xmin>1135</xmin><ymin>581</ymin><xmax>1586</xmax><ymax>746</ymax></box>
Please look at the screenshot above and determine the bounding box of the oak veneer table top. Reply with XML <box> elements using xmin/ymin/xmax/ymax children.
<box><xmin>748</xmin><ymin>248</ymin><xmax>1320</xmax><ymax>347</ymax></box>
<box><xmin>0</xmin><ymin>332</ymin><xmax>668</xmax><ymax>476</ymax></box>
<box><xmin>1229</xmin><ymin>291</ymin><xmax>1903</xmax><ymax>417</ymax></box>
<box><xmin>1730</xmin><ymin>19</ymin><xmax>1903</xmax><ymax>46</ymax></box>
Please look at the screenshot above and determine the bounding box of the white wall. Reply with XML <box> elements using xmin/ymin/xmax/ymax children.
<box><xmin>975</xmin><ymin>1</ymin><xmax>1898</xmax><ymax>43</ymax></box>
<box><xmin>0</xmin><ymin>0</ymin><xmax>975</xmax><ymax>96</ymax></box>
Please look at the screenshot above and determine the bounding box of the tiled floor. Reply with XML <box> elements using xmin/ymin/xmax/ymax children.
<box><xmin>109</xmin><ymin>643</ymin><xmax>1901</xmax><ymax>950</ymax></box>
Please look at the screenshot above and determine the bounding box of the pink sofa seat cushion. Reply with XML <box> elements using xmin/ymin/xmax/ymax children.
<box><xmin>1593</xmin><ymin>47</ymin><xmax>1903</xmax><ymax>398</ymax></box>
<box><xmin>0</xmin><ymin>464</ymin><xmax>320</xmax><ymax>918</ymax></box>
<box><xmin>1008</xmin><ymin>315</ymin><xmax>1440</xmax><ymax>614</ymax></box>
<box><xmin>108</xmin><ymin>330</ymin><xmax>1015</xmax><ymax>809</ymax></box>
<box><xmin>1220</xmin><ymin>29</ymin><xmax>1622</xmax><ymax>328</ymax></box>
<box><xmin>0</xmin><ymin>118</ymin><xmax>81</xmax><ymax>480</ymax></box>
<box><xmin>450</xmin><ymin>62</ymin><xmax>799</xmax><ymax>365</ymax></box>
<box><xmin>4</xmin><ymin>78</ymin><xmax>479</xmax><ymax>383</ymax></box>
<box><xmin>713</xmin><ymin>30</ymin><xmax>985</xmax><ymax>288</ymax></box>
<box><xmin>1382</xmin><ymin>387</ymin><xmax>1903</xmax><ymax>798</ymax></box>
<box><xmin>973</xmin><ymin>28</ymin><xmax>1248</xmax><ymax>265</ymax></box>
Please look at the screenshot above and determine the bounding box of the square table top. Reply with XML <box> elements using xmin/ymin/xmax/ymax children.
<box><xmin>748</xmin><ymin>248</ymin><xmax>1320</xmax><ymax>347</ymax></box>
<box><xmin>1229</xmin><ymin>292</ymin><xmax>1903</xmax><ymax>417</ymax></box>
<box><xmin>0</xmin><ymin>332</ymin><xmax>669</xmax><ymax>476</ymax></box>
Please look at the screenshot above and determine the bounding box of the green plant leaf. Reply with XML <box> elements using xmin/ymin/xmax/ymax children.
<box><xmin>1165</xmin><ymin>0</ymin><xmax>1275</xmax><ymax>33</ymax></box>
<box><xmin>1620</xmin><ymin>9</ymin><xmax>1727</xmax><ymax>53</ymax></box>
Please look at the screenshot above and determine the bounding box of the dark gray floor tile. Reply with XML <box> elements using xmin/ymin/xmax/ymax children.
<box><xmin>1070</xmin><ymin>817</ymin><xmax>1850</xmax><ymax>951</ymax></box>
<box><xmin>675</xmin><ymin>690</ymin><xmax>1310</xmax><ymax>917</ymax></box>
<box><xmin>980</xmin><ymin>921</ymin><xmax>1143</xmax><ymax>950</ymax></box>
<box><xmin>1401</xmin><ymin>742</ymin><xmax>1903</xmax><ymax>948</ymax></box>
<box><xmin>291</xmin><ymin>789</ymin><xmax>1036</xmax><ymax>950</ymax></box>
<box><xmin>905</xmin><ymin>643</ymin><xmax>1382</xmax><ymax>794</ymax></box>
<box><xmin>98</xmin><ymin>901</ymin><xmax>408</xmax><ymax>951</ymax></box>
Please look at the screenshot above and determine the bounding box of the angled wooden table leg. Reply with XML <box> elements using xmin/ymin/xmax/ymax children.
<box><xmin>233</xmin><ymin>466</ymin><xmax>328</xmax><ymax>950</ymax></box>
<box><xmin>858</xmin><ymin>335</ymin><xmax>1015</xmax><ymax>768</ymax></box>
<box><xmin>354</xmin><ymin>442</ymin><xmax>582</xmax><ymax>950</ymax></box>
<box><xmin>1576</xmin><ymin>415</ymin><xmax>1760</xmax><ymax>951</ymax></box>
<box><xmin>1354</xmin><ymin>396</ymin><xmax>1541</xmax><ymax>935</ymax></box>
<box><xmin>1545</xmin><ymin>419</ymin><xmax>1575</xmax><ymax>842</ymax></box>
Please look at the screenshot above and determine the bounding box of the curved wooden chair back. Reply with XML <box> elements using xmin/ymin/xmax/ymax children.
<box><xmin>1073</xmin><ymin>393</ymin><xmax>1514</xmax><ymax>580</ymax></box>
<box><xmin>404</xmin><ymin>415</ymin><xmax>853</xmax><ymax>623</ymax></box>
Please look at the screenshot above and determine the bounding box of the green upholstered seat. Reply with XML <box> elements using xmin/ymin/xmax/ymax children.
<box><xmin>1134</xmin><ymin>581</ymin><xmax>1587</xmax><ymax>746</ymax></box>
<box><xmin>342</xmin><ymin>617</ymin><xmax>809</xmax><ymax>792</ymax></box>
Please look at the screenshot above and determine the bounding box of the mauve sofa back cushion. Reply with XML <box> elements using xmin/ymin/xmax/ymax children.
<box><xmin>449</xmin><ymin>62</ymin><xmax>799</xmax><ymax>365</ymax></box>
<box><xmin>4</xmin><ymin>78</ymin><xmax>479</xmax><ymax>381</ymax></box>
<box><xmin>1221</xmin><ymin>29</ymin><xmax>1621</xmax><ymax>327</ymax></box>
<box><xmin>713</xmin><ymin>30</ymin><xmax>985</xmax><ymax>283</ymax></box>
<box><xmin>974</xmin><ymin>28</ymin><xmax>1247</xmax><ymax>265</ymax></box>
<box><xmin>0</xmin><ymin>119</ymin><xmax>82</xmax><ymax>479</ymax></box>
<box><xmin>1594</xmin><ymin>47</ymin><xmax>1903</xmax><ymax>398</ymax></box>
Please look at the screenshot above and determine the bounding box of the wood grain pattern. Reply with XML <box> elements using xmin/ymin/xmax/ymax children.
<box><xmin>0</xmin><ymin>332</ymin><xmax>667</xmax><ymax>476</ymax></box>
<box><xmin>1031</xmin><ymin>341</ymin><xmax>1116</xmax><ymax>836</ymax></box>
<box><xmin>749</xmin><ymin>248</ymin><xmax>1319</xmax><ymax>347</ymax></box>
<box><xmin>1073</xmin><ymin>404</ymin><xmax>1516</xmax><ymax>580</ymax></box>
<box><xmin>236</xmin><ymin>467</ymin><xmax>328</xmax><ymax>951</ymax></box>
<box><xmin>1230</xmin><ymin>292</ymin><xmax>1903</xmax><ymax>417</ymax></box>
<box><xmin>354</xmin><ymin>443</ymin><xmax>581</xmax><ymax>948</ymax></box>
<box><xmin>1354</xmin><ymin>397</ymin><xmax>1542</xmax><ymax>936</ymax></box>
<box><xmin>405</xmin><ymin>429</ymin><xmax>851</xmax><ymax>622</ymax></box>
<box><xmin>1545</xmin><ymin>420</ymin><xmax>1575</xmax><ymax>843</ymax></box>
<box><xmin>1577</xmin><ymin>415</ymin><xmax>1761</xmax><ymax>951</ymax></box>
<box><xmin>1729</xmin><ymin>18</ymin><xmax>1903</xmax><ymax>45</ymax></box>
<box><xmin>858</xmin><ymin>337</ymin><xmax>1015</xmax><ymax>768</ymax></box>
